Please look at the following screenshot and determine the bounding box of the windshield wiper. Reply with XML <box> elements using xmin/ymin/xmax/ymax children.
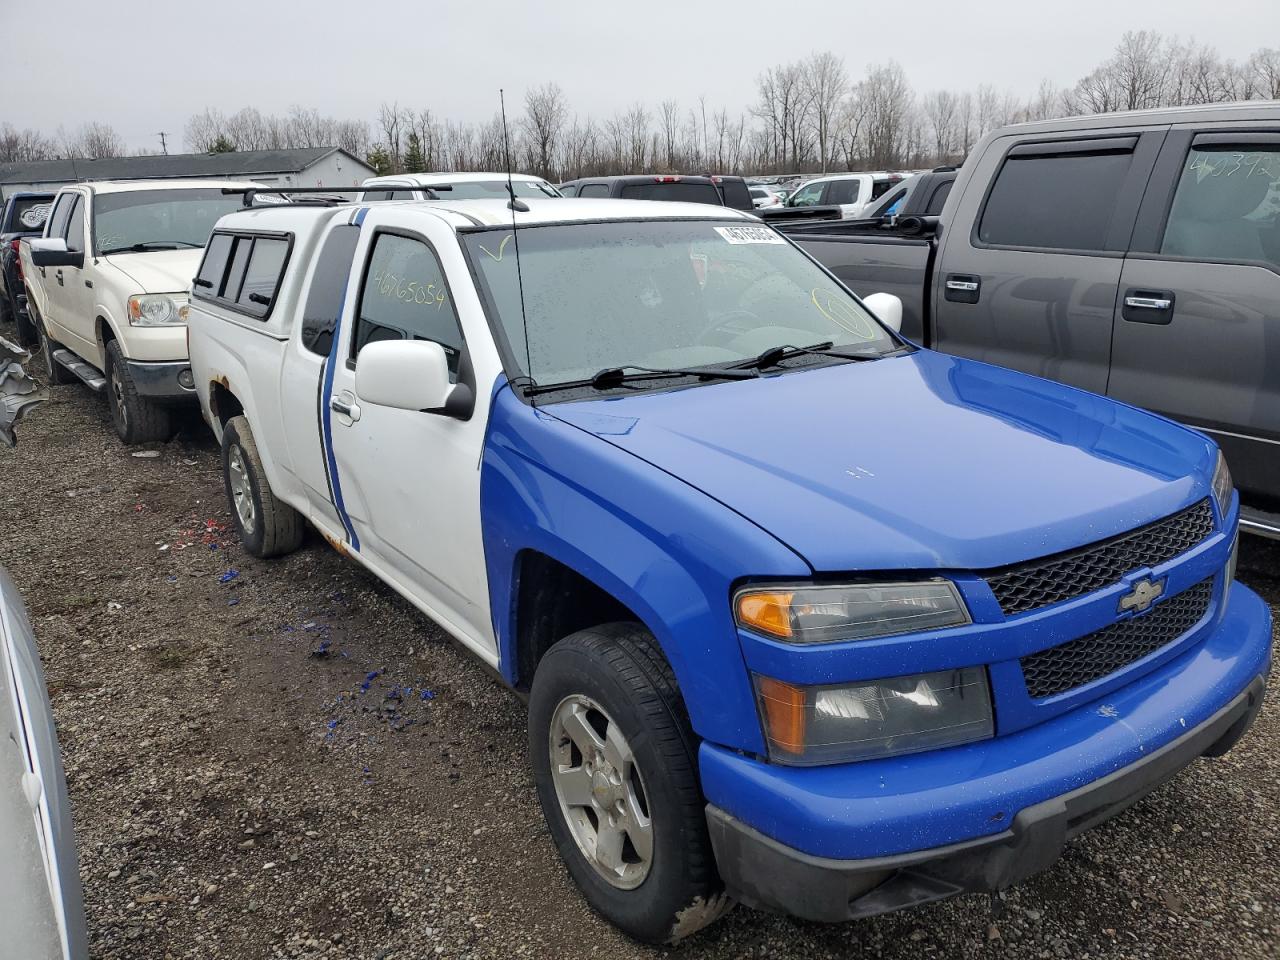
<box><xmin>100</xmin><ymin>240</ymin><xmax>202</xmax><ymax>254</ymax></box>
<box><xmin>743</xmin><ymin>340</ymin><xmax>901</xmax><ymax>370</ymax></box>
<box><xmin>524</xmin><ymin>363</ymin><xmax>757</xmax><ymax>396</ymax></box>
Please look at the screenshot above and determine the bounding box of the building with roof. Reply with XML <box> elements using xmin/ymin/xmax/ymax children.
<box><xmin>0</xmin><ymin>147</ymin><xmax>375</xmax><ymax>199</ymax></box>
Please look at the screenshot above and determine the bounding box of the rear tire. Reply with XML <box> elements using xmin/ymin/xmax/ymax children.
<box><xmin>34</xmin><ymin>306</ymin><xmax>73</xmax><ymax>386</ymax></box>
<box><xmin>221</xmin><ymin>415</ymin><xmax>305</xmax><ymax>558</ymax></box>
<box><xmin>105</xmin><ymin>340</ymin><xmax>172</xmax><ymax>444</ymax></box>
<box><xmin>529</xmin><ymin>623</ymin><xmax>732</xmax><ymax>944</ymax></box>
<box><xmin>13</xmin><ymin>303</ymin><xmax>38</xmax><ymax>348</ymax></box>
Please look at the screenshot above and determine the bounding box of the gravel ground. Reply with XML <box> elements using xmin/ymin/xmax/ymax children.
<box><xmin>1</xmin><ymin>382</ymin><xmax>1276</xmax><ymax>960</ymax></box>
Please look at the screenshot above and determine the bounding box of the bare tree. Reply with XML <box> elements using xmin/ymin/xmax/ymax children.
<box><xmin>921</xmin><ymin>90</ymin><xmax>958</xmax><ymax>164</ymax></box>
<box><xmin>1248</xmin><ymin>48</ymin><xmax>1280</xmax><ymax>99</ymax></box>
<box><xmin>805</xmin><ymin>51</ymin><xmax>848</xmax><ymax>172</ymax></box>
<box><xmin>378</xmin><ymin>102</ymin><xmax>406</xmax><ymax>172</ymax></box>
<box><xmin>659</xmin><ymin>99</ymin><xmax>680</xmax><ymax>170</ymax></box>
<box><xmin>60</xmin><ymin>122</ymin><xmax>125</xmax><ymax>159</ymax></box>
<box><xmin>521</xmin><ymin>83</ymin><xmax>568</xmax><ymax>179</ymax></box>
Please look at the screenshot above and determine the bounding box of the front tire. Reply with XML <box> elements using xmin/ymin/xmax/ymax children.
<box><xmin>220</xmin><ymin>415</ymin><xmax>305</xmax><ymax>558</ymax></box>
<box><xmin>529</xmin><ymin>623</ymin><xmax>732</xmax><ymax>944</ymax></box>
<box><xmin>105</xmin><ymin>341</ymin><xmax>172</xmax><ymax>444</ymax></box>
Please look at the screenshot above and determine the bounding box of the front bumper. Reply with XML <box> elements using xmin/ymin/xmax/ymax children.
<box><xmin>125</xmin><ymin>359</ymin><xmax>196</xmax><ymax>399</ymax></box>
<box><xmin>702</xmin><ymin>582</ymin><xmax>1271</xmax><ymax>921</ymax></box>
<box><xmin>708</xmin><ymin>673</ymin><xmax>1265</xmax><ymax>921</ymax></box>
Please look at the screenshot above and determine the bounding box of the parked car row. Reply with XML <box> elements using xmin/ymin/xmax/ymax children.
<box><xmin>4</xmin><ymin>101</ymin><xmax>1273</xmax><ymax>947</ymax></box>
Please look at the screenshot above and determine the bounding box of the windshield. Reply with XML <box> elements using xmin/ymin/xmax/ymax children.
<box><xmin>462</xmin><ymin>219</ymin><xmax>897</xmax><ymax>389</ymax></box>
<box><xmin>93</xmin><ymin>189</ymin><xmax>247</xmax><ymax>255</ymax></box>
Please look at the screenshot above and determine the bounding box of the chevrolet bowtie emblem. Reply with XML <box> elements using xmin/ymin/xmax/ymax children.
<box><xmin>1118</xmin><ymin>577</ymin><xmax>1165</xmax><ymax>615</ymax></box>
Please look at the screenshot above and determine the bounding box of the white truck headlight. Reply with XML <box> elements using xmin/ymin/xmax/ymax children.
<box><xmin>735</xmin><ymin>580</ymin><xmax>970</xmax><ymax>644</ymax></box>
<box><xmin>755</xmin><ymin>668</ymin><xmax>994</xmax><ymax>764</ymax></box>
<box><xmin>1211</xmin><ymin>450</ymin><xmax>1233</xmax><ymax>518</ymax></box>
<box><xmin>128</xmin><ymin>294</ymin><xmax>188</xmax><ymax>326</ymax></box>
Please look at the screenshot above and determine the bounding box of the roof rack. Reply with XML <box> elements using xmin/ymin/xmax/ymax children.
<box><xmin>220</xmin><ymin>184</ymin><xmax>455</xmax><ymax>208</ymax></box>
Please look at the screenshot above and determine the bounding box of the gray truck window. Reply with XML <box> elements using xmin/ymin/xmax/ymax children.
<box><xmin>301</xmin><ymin>224</ymin><xmax>361</xmax><ymax>356</ymax></box>
<box><xmin>788</xmin><ymin>181</ymin><xmax>826</xmax><ymax>207</ymax></box>
<box><xmin>353</xmin><ymin>233</ymin><xmax>463</xmax><ymax>377</ymax></box>
<box><xmin>1161</xmin><ymin>146</ymin><xmax>1280</xmax><ymax>267</ymax></box>
<box><xmin>363</xmin><ymin>190</ymin><xmax>393</xmax><ymax>202</ymax></box>
<box><xmin>578</xmin><ymin>184</ymin><xmax>609</xmax><ymax>198</ymax></box>
<box><xmin>979</xmin><ymin>149</ymin><xmax>1133</xmax><ymax>251</ymax></box>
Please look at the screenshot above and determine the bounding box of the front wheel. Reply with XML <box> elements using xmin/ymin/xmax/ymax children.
<box><xmin>529</xmin><ymin>623</ymin><xmax>732</xmax><ymax>944</ymax></box>
<box><xmin>220</xmin><ymin>415</ymin><xmax>305</xmax><ymax>558</ymax></box>
<box><xmin>105</xmin><ymin>341</ymin><xmax>172</xmax><ymax>444</ymax></box>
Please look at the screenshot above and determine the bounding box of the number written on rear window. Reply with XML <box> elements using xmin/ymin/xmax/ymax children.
<box><xmin>1161</xmin><ymin>145</ymin><xmax>1280</xmax><ymax>268</ymax></box>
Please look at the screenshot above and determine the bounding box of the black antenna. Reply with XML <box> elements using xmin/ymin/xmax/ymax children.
<box><xmin>499</xmin><ymin>88</ymin><xmax>536</xmax><ymax>402</ymax></box>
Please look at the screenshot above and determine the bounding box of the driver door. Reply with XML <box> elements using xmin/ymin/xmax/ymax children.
<box><xmin>324</xmin><ymin>211</ymin><xmax>499</xmax><ymax>657</ymax></box>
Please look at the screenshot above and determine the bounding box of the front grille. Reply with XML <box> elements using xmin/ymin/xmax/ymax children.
<box><xmin>1020</xmin><ymin>578</ymin><xmax>1214</xmax><ymax>699</ymax></box>
<box><xmin>985</xmin><ymin>499</ymin><xmax>1215</xmax><ymax>616</ymax></box>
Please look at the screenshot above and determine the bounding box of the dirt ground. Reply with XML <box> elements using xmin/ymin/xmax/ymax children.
<box><xmin>1</xmin><ymin>383</ymin><xmax>1276</xmax><ymax>960</ymax></box>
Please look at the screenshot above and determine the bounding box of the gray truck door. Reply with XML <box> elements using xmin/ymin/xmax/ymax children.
<box><xmin>1109</xmin><ymin>127</ymin><xmax>1280</xmax><ymax>513</ymax></box>
<box><xmin>932</xmin><ymin>131</ymin><xmax>1161</xmax><ymax>395</ymax></box>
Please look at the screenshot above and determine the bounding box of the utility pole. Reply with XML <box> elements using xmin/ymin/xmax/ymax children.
<box><xmin>157</xmin><ymin>132</ymin><xmax>169</xmax><ymax>155</ymax></box>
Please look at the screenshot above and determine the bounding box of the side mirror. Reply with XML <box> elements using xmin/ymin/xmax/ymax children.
<box><xmin>354</xmin><ymin>340</ymin><xmax>474</xmax><ymax>419</ymax></box>
<box><xmin>29</xmin><ymin>237</ymin><xmax>82</xmax><ymax>269</ymax></box>
<box><xmin>863</xmin><ymin>292</ymin><xmax>903</xmax><ymax>334</ymax></box>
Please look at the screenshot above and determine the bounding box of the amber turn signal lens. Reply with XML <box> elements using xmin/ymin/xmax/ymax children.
<box><xmin>736</xmin><ymin>590</ymin><xmax>794</xmax><ymax>639</ymax></box>
<box><xmin>754</xmin><ymin>675</ymin><xmax>807</xmax><ymax>755</ymax></box>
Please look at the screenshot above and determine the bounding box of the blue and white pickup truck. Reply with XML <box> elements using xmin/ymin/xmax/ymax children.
<box><xmin>186</xmin><ymin>195</ymin><xmax>1271</xmax><ymax>943</ymax></box>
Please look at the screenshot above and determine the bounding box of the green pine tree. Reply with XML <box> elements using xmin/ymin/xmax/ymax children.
<box><xmin>210</xmin><ymin>134</ymin><xmax>236</xmax><ymax>153</ymax></box>
<box><xmin>366</xmin><ymin>144</ymin><xmax>393</xmax><ymax>176</ymax></box>
<box><xmin>404</xmin><ymin>132</ymin><xmax>427</xmax><ymax>174</ymax></box>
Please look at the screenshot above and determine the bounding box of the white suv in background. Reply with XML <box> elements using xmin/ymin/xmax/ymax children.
<box><xmin>772</xmin><ymin>172</ymin><xmax>906</xmax><ymax>218</ymax></box>
<box><xmin>359</xmin><ymin>172</ymin><xmax>562</xmax><ymax>202</ymax></box>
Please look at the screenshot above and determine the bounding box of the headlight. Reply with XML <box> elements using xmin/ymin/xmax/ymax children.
<box><xmin>127</xmin><ymin>294</ymin><xmax>187</xmax><ymax>326</ymax></box>
<box><xmin>735</xmin><ymin>580</ymin><xmax>970</xmax><ymax>644</ymax></box>
<box><xmin>1211</xmin><ymin>450</ymin><xmax>1233</xmax><ymax>517</ymax></box>
<box><xmin>755</xmin><ymin>668</ymin><xmax>994</xmax><ymax>764</ymax></box>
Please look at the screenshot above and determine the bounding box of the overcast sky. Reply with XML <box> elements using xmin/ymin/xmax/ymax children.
<box><xmin>6</xmin><ymin>0</ymin><xmax>1279</xmax><ymax>152</ymax></box>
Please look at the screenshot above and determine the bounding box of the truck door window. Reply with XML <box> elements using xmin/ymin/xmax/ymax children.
<box><xmin>788</xmin><ymin>181</ymin><xmax>826</xmax><ymax>207</ymax></box>
<box><xmin>578</xmin><ymin>184</ymin><xmax>610</xmax><ymax>198</ymax></box>
<box><xmin>979</xmin><ymin>145</ymin><xmax>1134</xmax><ymax>252</ymax></box>
<box><xmin>826</xmin><ymin>179</ymin><xmax>859</xmax><ymax>205</ymax></box>
<box><xmin>925</xmin><ymin>180</ymin><xmax>953</xmax><ymax>216</ymax></box>
<box><xmin>363</xmin><ymin>190</ymin><xmax>393</xmax><ymax>202</ymax></box>
<box><xmin>1160</xmin><ymin>145</ymin><xmax>1280</xmax><ymax>268</ymax></box>
<box><xmin>353</xmin><ymin>233</ymin><xmax>463</xmax><ymax>378</ymax></box>
<box><xmin>301</xmin><ymin>224</ymin><xmax>361</xmax><ymax>356</ymax></box>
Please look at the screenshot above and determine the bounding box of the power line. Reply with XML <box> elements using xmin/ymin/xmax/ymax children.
<box><xmin>156</xmin><ymin>131</ymin><xmax>169</xmax><ymax>155</ymax></box>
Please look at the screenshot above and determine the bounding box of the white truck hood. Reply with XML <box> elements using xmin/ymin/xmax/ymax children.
<box><xmin>102</xmin><ymin>248</ymin><xmax>202</xmax><ymax>295</ymax></box>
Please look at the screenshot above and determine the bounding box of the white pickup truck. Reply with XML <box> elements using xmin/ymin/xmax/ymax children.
<box><xmin>185</xmin><ymin>195</ymin><xmax>1265</xmax><ymax>946</ymax></box>
<box><xmin>21</xmin><ymin>180</ymin><xmax>254</xmax><ymax>443</ymax></box>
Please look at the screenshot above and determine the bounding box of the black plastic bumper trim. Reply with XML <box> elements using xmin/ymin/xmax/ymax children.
<box><xmin>707</xmin><ymin>674</ymin><xmax>1266</xmax><ymax>922</ymax></box>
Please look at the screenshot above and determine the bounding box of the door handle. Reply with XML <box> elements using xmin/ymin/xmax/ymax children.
<box><xmin>85</xmin><ymin>279</ymin><xmax>93</xmax><ymax>289</ymax></box>
<box><xmin>944</xmin><ymin>274</ymin><xmax>981</xmax><ymax>304</ymax></box>
<box><xmin>330</xmin><ymin>397</ymin><xmax>361</xmax><ymax>422</ymax></box>
<box><xmin>1124</xmin><ymin>296</ymin><xmax>1171</xmax><ymax>310</ymax></box>
<box><xmin>55</xmin><ymin>270</ymin><xmax>64</xmax><ymax>286</ymax></box>
<box><xmin>1121</xmin><ymin>289</ymin><xmax>1175</xmax><ymax>325</ymax></box>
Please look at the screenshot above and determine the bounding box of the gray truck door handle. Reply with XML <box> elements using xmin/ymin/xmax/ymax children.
<box><xmin>329</xmin><ymin>397</ymin><xmax>361</xmax><ymax>422</ymax></box>
<box><xmin>1121</xmin><ymin>289</ymin><xmax>1175</xmax><ymax>325</ymax></box>
<box><xmin>944</xmin><ymin>274</ymin><xmax>981</xmax><ymax>304</ymax></box>
<box><xmin>1124</xmin><ymin>296</ymin><xmax>1172</xmax><ymax>310</ymax></box>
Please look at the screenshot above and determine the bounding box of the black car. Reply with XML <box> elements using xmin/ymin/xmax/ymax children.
<box><xmin>0</xmin><ymin>192</ymin><xmax>55</xmax><ymax>346</ymax></box>
<box><xmin>558</xmin><ymin>174</ymin><xmax>754</xmax><ymax>211</ymax></box>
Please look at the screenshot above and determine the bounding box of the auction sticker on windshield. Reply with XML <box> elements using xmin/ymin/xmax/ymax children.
<box><xmin>714</xmin><ymin>225</ymin><xmax>784</xmax><ymax>244</ymax></box>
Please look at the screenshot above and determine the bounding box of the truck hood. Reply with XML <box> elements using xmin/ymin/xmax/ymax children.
<box><xmin>546</xmin><ymin>351</ymin><xmax>1217</xmax><ymax>572</ymax></box>
<box><xmin>101</xmin><ymin>248</ymin><xmax>202</xmax><ymax>294</ymax></box>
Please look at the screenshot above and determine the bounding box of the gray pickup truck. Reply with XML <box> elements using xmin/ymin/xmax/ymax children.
<box><xmin>782</xmin><ymin>102</ymin><xmax>1280</xmax><ymax>537</ymax></box>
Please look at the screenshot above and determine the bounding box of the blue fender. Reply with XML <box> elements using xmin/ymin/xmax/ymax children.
<box><xmin>480</xmin><ymin>383</ymin><xmax>810</xmax><ymax>753</ymax></box>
